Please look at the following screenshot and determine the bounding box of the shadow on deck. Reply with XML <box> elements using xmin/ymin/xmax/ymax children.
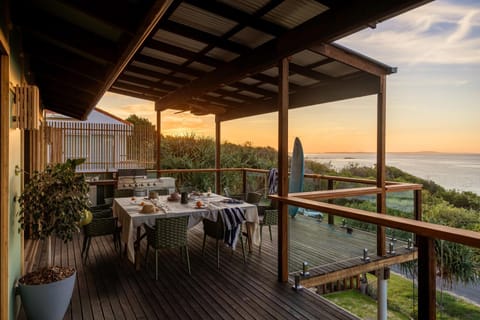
<box><xmin>21</xmin><ymin>216</ymin><xmax>361</xmax><ymax>320</ymax></box>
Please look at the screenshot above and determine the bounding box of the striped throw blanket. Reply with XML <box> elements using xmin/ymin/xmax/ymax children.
<box><xmin>268</xmin><ymin>168</ymin><xmax>278</xmax><ymax>195</ymax></box>
<box><xmin>219</xmin><ymin>207</ymin><xmax>246</xmax><ymax>249</ymax></box>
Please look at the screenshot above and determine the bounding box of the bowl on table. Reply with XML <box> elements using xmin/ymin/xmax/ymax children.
<box><xmin>140</xmin><ymin>204</ymin><xmax>156</xmax><ymax>214</ymax></box>
<box><xmin>167</xmin><ymin>192</ymin><xmax>180</xmax><ymax>201</ymax></box>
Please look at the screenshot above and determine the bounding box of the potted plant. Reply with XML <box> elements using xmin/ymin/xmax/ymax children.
<box><xmin>16</xmin><ymin>158</ymin><xmax>90</xmax><ymax>320</ymax></box>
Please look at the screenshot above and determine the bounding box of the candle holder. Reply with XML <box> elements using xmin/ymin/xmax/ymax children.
<box><xmin>292</xmin><ymin>274</ymin><xmax>303</xmax><ymax>291</ymax></box>
<box><xmin>361</xmin><ymin>248</ymin><xmax>370</xmax><ymax>262</ymax></box>
<box><xmin>302</xmin><ymin>261</ymin><xmax>310</xmax><ymax>277</ymax></box>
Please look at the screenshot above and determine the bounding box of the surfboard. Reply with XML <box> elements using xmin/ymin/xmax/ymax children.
<box><xmin>288</xmin><ymin>137</ymin><xmax>304</xmax><ymax>217</ymax></box>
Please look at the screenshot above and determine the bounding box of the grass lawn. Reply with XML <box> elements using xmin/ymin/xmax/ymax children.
<box><xmin>324</xmin><ymin>290</ymin><xmax>409</xmax><ymax>320</ymax></box>
<box><xmin>323</xmin><ymin>272</ymin><xmax>480</xmax><ymax>319</ymax></box>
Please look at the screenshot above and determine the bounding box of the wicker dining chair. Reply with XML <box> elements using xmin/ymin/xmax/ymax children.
<box><xmin>82</xmin><ymin>210</ymin><xmax>121</xmax><ymax>259</ymax></box>
<box><xmin>143</xmin><ymin>216</ymin><xmax>191</xmax><ymax>280</ymax></box>
<box><xmin>89</xmin><ymin>203</ymin><xmax>112</xmax><ymax>211</ymax></box>
<box><xmin>89</xmin><ymin>207</ymin><xmax>113</xmax><ymax>218</ymax></box>
<box><xmin>223</xmin><ymin>187</ymin><xmax>245</xmax><ymax>201</ymax></box>
<box><xmin>245</xmin><ymin>192</ymin><xmax>262</xmax><ymax>205</ymax></box>
<box><xmin>259</xmin><ymin>209</ymin><xmax>278</xmax><ymax>252</ymax></box>
<box><xmin>202</xmin><ymin>214</ymin><xmax>246</xmax><ymax>269</ymax></box>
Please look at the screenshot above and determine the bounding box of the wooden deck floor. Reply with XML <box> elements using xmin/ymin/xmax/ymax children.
<box><xmin>22</xmin><ymin>215</ymin><xmax>362</xmax><ymax>320</ymax></box>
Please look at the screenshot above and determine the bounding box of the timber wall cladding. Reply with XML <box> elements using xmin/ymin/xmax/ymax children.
<box><xmin>13</xmin><ymin>85</ymin><xmax>41</xmax><ymax>130</ymax></box>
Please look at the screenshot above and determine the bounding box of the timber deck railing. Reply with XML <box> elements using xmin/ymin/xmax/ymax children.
<box><xmin>154</xmin><ymin>167</ymin><xmax>423</xmax><ymax>222</ymax></box>
<box><xmin>88</xmin><ymin>164</ymin><xmax>477</xmax><ymax>253</ymax></box>
<box><xmin>86</xmin><ymin>167</ymin><xmax>480</xmax><ymax>317</ymax></box>
<box><xmin>155</xmin><ymin>168</ymin><xmax>417</xmax><ymax>195</ymax></box>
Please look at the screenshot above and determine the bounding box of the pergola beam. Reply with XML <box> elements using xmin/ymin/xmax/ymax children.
<box><xmin>310</xmin><ymin>43</ymin><xmax>397</xmax><ymax>76</ymax></box>
<box><xmin>109</xmin><ymin>87</ymin><xmax>158</xmax><ymax>101</ymax></box>
<box><xmin>218</xmin><ymin>73</ymin><xmax>379</xmax><ymax>121</ymax></box>
<box><xmin>86</xmin><ymin>0</ymin><xmax>174</xmax><ymax>119</ymax></box>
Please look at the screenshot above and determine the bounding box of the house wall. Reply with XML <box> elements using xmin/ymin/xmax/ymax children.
<box><xmin>1</xmin><ymin>19</ymin><xmax>26</xmax><ymax>320</ymax></box>
<box><xmin>47</xmin><ymin>110</ymin><xmax>134</xmax><ymax>171</ymax></box>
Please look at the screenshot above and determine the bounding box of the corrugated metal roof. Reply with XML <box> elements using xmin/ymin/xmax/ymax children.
<box><xmin>313</xmin><ymin>62</ymin><xmax>359</xmax><ymax>78</ymax></box>
<box><xmin>16</xmin><ymin>0</ymin><xmax>409</xmax><ymax>120</ymax></box>
<box><xmin>153</xmin><ymin>29</ymin><xmax>208</xmax><ymax>52</ymax></box>
<box><xmin>223</xmin><ymin>96</ymin><xmax>244</xmax><ymax>103</ymax></box>
<box><xmin>163</xmin><ymin>80</ymin><xmax>182</xmax><ymax>88</ymax></box>
<box><xmin>205</xmin><ymin>47</ymin><xmax>240</xmax><ymax>62</ymax></box>
<box><xmin>116</xmin><ymin>79</ymin><xmax>150</xmax><ymax>89</ymax></box>
<box><xmin>40</xmin><ymin>1</ymin><xmax>123</xmax><ymax>42</ymax></box>
<box><xmin>261</xmin><ymin>67</ymin><xmax>278</xmax><ymax>77</ymax></box>
<box><xmin>289</xmin><ymin>74</ymin><xmax>319</xmax><ymax>86</ymax></box>
<box><xmin>238</xmin><ymin>77</ymin><xmax>261</xmax><ymax>85</ymax></box>
<box><xmin>173</xmin><ymin>72</ymin><xmax>198</xmax><ymax>81</ymax></box>
<box><xmin>188</xmin><ymin>61</ymin><xmax>216</xmax><ymax>72</ymax></box>
<box><xmin>169</xmin><ymin>3</ymin><xmax>238</xmax><ymax>37</ymax></box>
<box><xmin>229</xmin><ymin>27</ymin><xmax>275</xmax><ymax>49</ymax></box>
<box><xmin>111</xmin><ymin>85</ymin><xmax>144</xmax><ymax>95</ymax></box>
<box><xmin>262</xmin><ymin>0</ymin><xmax>328</xmax><ymax>29</ymax></box>
<box><xmin>141</xmin><ymin>47</ymin><xmax>188</xmax><ymax>64</ymax></box>
<box><xmin>131</xmin><ymin>61</ymin><xmax>172</xmax><ymax>75</ymax></box>
<box><xmin>291</xmin><ymin>50</ymin><xmax>328</xmax><ymax>66</ymax></box>
<box><xmin>217</xmin><ymin>0</ymin><xmax>270</xmax><ymax>15</ymax></box>
<box><xmin>153</xmin><ymin>87</ymin><xmax>169</xmax><ymax>93</ymax></box>
<box><xmin>258</xmin><ymin>83</ymin><xmax>278</xmax><ymax>92</ymax></box>
<box><xmin>237</xmin><ymin>90</ymin><xmax>264</xmax><ymax>99</ymax></box>
<box><xmin>220</xmin><ymin>85</ymin><xmax>238</xmax><ymax>92</ymax></box>
<box><xmin>123</xmin><ymin>71</ymin><xmax>159</xmax><ymax>82</ymax></box>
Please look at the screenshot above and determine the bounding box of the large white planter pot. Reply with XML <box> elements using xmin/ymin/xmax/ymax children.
<box><xmin>19</xmin><ymin>271</ymin><xmax>76</xmax><ymax>320</ymax></box>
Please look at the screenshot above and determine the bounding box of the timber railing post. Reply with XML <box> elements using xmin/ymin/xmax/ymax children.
<box><xmin>215</xmin><ymin>116</ymin><xmax>221</xmax><ymax>194</ymax></box>
<box><xmin>242</xmin><ymin>169</ymin><xmax>247</xmax><ymax>195</ymax></box>
<box><xmin>417</xmin><ymin>235</ymin><xmax>436</xmax><ymax>320</ymax></box>
<box><xmin>327</xmin><ymin>179</ymin><xmax>334</xmax><ymax>225</ymax></box>
<box><xmin>414</xmin><ymin>189</ymin><xmax>422</xmax><ymax>246</ymax></box>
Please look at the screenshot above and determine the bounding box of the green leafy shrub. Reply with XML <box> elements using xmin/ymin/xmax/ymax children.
<box><xmin>17</xmin><ymin>159</ymin><xmax>90</xmax><ymax>242</ymax></box>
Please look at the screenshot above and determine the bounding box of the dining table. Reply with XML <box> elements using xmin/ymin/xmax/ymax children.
<box><xmin>112</xmin><ymin>193</ymin><xmax>260</xmax><ymax>269</ymax></box>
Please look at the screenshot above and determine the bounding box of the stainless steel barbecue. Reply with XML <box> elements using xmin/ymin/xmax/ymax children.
<box><xmin>116</xmin><ymin>169</ymin><xmax>175</xmax><ymax>197</ymax></box>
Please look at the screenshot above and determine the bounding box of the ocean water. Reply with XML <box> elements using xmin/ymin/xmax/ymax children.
<box><xmin>305</xmin><ymin>153</ymin><xmax>480</xmax><ymax>195</ymax></box>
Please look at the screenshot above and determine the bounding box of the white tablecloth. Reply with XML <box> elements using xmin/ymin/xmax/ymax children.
<box><xmin>113</xmin><ymin>194</ymin><xmax>259</xmax><ymax>263</ymax></box>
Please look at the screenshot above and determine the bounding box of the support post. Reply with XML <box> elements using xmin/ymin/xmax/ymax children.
<box><xmin>377</xmin><ymin>268</ymin><xmax>387</xmax><ymax>320</ymax></box>
<box><xmin>155</xmin><ymin>105</ymin><xmax>161</xmax><ymax>177</ymax></box>
<box><xmin>376</xmin><ymin>75</ymin><xmax>387</xmax><ymax>320</ymax></box>
<box><xmin>277</xmin><ymin>57</ymin><xmax>289</xmax><ymax>282</ymax></box>
<box><xmin>0</xmin><ymin>53</ymin><xmax>10</xmax><ymax>320</ymax></box>
<box><xmin>215</xmin><ymin>116</ymin><xmax>221</xmax><ymax>194</ymax></box>
<box><xmin>376</xmin><ymin>75</ymin><xmax>386</xmax><ymax>256</ymax></box>
<box><xmin>417</xmin><ymin>236</ymin><xmax>436</xmax><ymax>320</ymax></box>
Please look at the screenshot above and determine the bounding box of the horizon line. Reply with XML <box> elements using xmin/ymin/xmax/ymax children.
<box><xmin>304</xmin><ymin>151</ymin><xmax>480</xmax><ymax>155</ymax></box>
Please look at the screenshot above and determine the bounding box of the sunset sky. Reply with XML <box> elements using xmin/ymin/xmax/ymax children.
<box><xmin>97</xmin><ymin>0</ymin><xmax>480</xmax><ymax>154</ymax></box>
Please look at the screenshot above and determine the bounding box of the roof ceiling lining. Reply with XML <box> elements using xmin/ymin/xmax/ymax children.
<box><xmin>152</xmin><ymin>0</ymin><xmax>423</xmax><ymax>117</ymax></box>
<box><xmin>12</xmin><ymin>0</ymin><xmax>171</xmax><ymax>120</ymax></box>
<box><xmin>12</xmin><ymin>0</ymin><xmax>430</xmax><ymax>120</ymax></box>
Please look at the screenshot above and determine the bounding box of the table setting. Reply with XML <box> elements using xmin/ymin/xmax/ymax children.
<box><xmin>113</xmin><ymin>192</ymin><xmax>260</xmax><ymax>266</ymax></box>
